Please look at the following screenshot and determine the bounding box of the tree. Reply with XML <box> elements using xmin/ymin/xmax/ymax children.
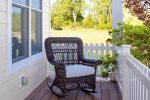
<box><xmin>91</xmin><ymin>0</ymin><xmax>112</xmax><ymax>29</ymax></box>
<box><xmin>51</xmin><ymin>0</ymin><xmax>85</xmax><ymax>29</ymax></box>
<box><xmin>72</xmin><ymin>0</ymin><xmax>85</xmax><ymax>27</ymax></box>
<box><xmin>124</xmin><ymin>0</ymin><xmax>150</xmax><ymax>26</ymax></box>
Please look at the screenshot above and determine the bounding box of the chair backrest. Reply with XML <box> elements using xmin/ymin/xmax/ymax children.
<box><xmin>45</xmin><ymin>37</ymin><xmax>84</xmax><ymax>64</ymax></box>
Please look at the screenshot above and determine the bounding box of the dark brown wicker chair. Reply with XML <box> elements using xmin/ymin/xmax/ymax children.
<box><xmin>45</xmin><ymin>37</ymin><xmax>101</xmax><ymax>96</ymax></box>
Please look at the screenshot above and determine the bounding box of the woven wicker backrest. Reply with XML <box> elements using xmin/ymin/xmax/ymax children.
<box><xmin>45</xmin><ymin>37</ymin><xmax>83</xmax><ymax>64</ymax></box>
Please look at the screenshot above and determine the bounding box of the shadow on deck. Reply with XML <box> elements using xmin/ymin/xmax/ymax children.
<box><xmin>25</xmin><ymin>77</ymin><xmax>122</xmax><ymax>100</ymax></box>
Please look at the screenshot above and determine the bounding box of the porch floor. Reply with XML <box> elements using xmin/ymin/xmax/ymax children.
<box><xmin>25</xmin><ymin>77</ymin><xmax>122</xmax><ymax>100</ymax></box>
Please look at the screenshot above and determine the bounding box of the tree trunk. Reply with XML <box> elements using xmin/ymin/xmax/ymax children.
<box><xmin>73</xmin><ymin>9</ymin><xmax>77</xmax><ymax>28</ymax></box>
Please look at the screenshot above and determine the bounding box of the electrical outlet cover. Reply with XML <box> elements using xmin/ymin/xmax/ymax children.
<box><xmin>20</xmin><ymin>75</ymin><xmax>28</xmax><ymax>87</ymax></box>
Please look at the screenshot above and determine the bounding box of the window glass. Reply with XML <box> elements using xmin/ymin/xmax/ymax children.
<box><xmin>12</xmin><ymin>6</ymin><xmax>29</xmax><ymax>63</ymax></box>
<box><xmin>12</xmin><ymin>0</ymin><xmax>29</xmax><ymax>6</ymax></box>
<box><xmin>31</xmin><ymin>10</ymin><xmax>42</xmax><ymax>55</ymax></box>
<box><xmin>32</xmin><ymin>0</ymin><xmax>42</xmax><ymax>10</ymax></box>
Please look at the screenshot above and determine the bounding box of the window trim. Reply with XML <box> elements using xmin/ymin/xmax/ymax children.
<box><xmin>7</xmin><ymin>0</ymin><xmax>44</xmax><ymax>75</ymax></box>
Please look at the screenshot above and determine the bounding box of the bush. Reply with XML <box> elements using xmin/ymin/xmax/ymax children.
<box><xmin>85</xmin><ymin>14</ymin><xmax>94</xmax><ymax>28</ymax></box>
<box><xmin>98</xmin><ymin>24</ymin><xmax>112</xmax><ymax>30</ymax></box>
<box><xmin>52</xmin><ymin>16</ymin><xmax>63</xmax><ymax>30</ymax></box>
<box><xmin>106</xmin><ymin>23</ymin><xmax>150</xmax><ymax>67</ymax></box>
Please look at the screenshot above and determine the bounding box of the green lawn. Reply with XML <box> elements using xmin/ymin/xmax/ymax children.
<box><xmin>51</xmin><ymin>29</ymin><xmax>110</xmax><ymax>44</ymax></box>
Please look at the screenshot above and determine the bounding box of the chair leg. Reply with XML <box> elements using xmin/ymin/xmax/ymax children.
<box><xmin>47</xmin><ymin>83</ymin><xmax>68</xmax><ymax>97</ymax></box>
<box><xmin>80</xmin><ymin>80</ymin><xmax>97</xmax><ymax>93</ymax></box>
<box><xmin>81</xmin><ymin>88</ymin><xmax>98</xmax><ymax>93</ymax></box>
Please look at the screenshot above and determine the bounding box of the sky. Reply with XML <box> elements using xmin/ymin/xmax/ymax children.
<box><xmin>50</xmin><ymin>0</ymin><xmax>56</xmax><ymax>6</ymax></box>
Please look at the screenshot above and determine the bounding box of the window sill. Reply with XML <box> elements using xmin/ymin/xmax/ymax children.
<box><xmin>8</xmin><ymin>52</ymin><xmax>44</xmax><ymax>75</ymax></box>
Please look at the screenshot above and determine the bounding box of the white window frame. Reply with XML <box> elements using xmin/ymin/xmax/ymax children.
<box><xmin>31</xmin><ymin>3</ymin><xmax>42</xmax><ymax>55</ymax></box>
<box><xmin>7</xmin><ymin>0</ymin><xmax>44</xmax><ymax>74</ymax></box>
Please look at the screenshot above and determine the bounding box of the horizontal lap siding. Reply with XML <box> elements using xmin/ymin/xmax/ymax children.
<box><xmin>0</xmin><ymin>0</ymin><xmax>50</xmax><ymax>100</ymax></box>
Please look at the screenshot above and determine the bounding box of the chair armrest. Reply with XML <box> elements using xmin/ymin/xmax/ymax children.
<box><xmin>51</xmin><ymin>60</ymin><xmax>66</xmax><ymax>78</ymax></box>
<box><xmin>81</xmin><ymin>58</ymin><xmax>102</xmax><ymax>66</ymax></box>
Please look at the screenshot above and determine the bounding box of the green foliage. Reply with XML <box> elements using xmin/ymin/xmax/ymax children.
<box><xmin>52</xmin><ymin>16</ymin><xmax>63</xmax><ymax>30</ymax></box>
<box><xmin>76</xmin><ymin>11</ymin><xmax>84</xmax><ymax>22</ymax></box>
<box><xmin>51</xmin><ymin>0</ymin><xmax>85</xmax><ymax>29</ymax></box>
<box><xmin>85</xmin><ymin>14</ymin><xmax>94</xmax><ymax>28</ymax></box>
<box><xmin>51</xmin><ymin>0</ymin><xmax>112</xmax><ymax>30</ymax></box>
<box><xmin>100</xmin><ymin>54</ymin><xmax>117</xmax><ymax>79</ymax></box>
<box><xmin>92</xmin><ymin>0</ymin><xmax>112</xmax><ymax>30</ymax></box>
<box><xmin>106</xmin><ymin>23</ymin><xmax>150</xmax><ymax>67</ymax></box>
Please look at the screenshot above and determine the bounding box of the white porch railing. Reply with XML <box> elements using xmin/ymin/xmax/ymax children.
<box><xmin>116</xmin><ymin>45</ymin><xmax>150</xmax><ymax>100</ymax></box>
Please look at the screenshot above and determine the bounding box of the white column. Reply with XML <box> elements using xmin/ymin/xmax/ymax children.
<box><xmin>121</xmin><ymin>45</ymin><xmax>131</xmax><ymax>100</ymax></box>
<box><xmin>112</xmin><ymin>0</ymin><xmax>124</xmax><ymax>28</ymax></box>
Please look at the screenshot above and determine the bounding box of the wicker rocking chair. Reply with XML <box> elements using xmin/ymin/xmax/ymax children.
<box><xmin>45</xmin><ymin>37</ymin><xmax>101</xmax><ymax>96</ymax></box>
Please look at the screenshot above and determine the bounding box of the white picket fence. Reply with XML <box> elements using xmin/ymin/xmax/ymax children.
<box><xmin>116</xmin><ymin>45</ymin><xmax>150</xmax><ymax>100</ymax></box>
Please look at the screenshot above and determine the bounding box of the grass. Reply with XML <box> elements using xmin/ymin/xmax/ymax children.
<box><xmin>51</xmin><ymin>29</ymin><xmax>110</xmax><ymax>44</ymax></box>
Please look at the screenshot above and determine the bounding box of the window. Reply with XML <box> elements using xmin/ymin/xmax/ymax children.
<box><xmin>31</xmin><ymin>0</ymin><xmax>42</xmax><ymax>55</ymax></box>
<box><xmin>12</xmin><ymin>1</ymin><xmax>29</xmax><ymax>63</ymax></box>
<box><xmin>12</xmin><ymin>0</ymin><xmax>42</xmax><ymax>63</ymax></box>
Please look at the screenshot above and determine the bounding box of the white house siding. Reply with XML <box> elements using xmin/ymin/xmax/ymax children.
<box><xmin>0</xmin><ymin>0</ymin><xmax>50</xmax><ymax>100</ymax></box>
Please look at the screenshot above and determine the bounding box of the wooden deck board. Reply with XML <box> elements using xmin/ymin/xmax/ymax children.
<box><xmin>100</xmin><ymin>78</ymin><xmax>110</xmax><ymax>100</ymax></box>
<box><xmin>108</xmin><ymin>81</ymin><xmax>118</xmax><ymax>100</ymax></box>
<box><xmin>93</xmin><ymin>80</ymin><xmax>101</xmax><ymax>100</ymax></box>
<box><xmin>25</xmin><ymin>77</ymin><xmax>122</xmax><ymax>100</ymax></box>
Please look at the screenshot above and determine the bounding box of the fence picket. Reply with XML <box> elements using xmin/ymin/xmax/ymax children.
<box><xmin>100</xmin><ymin>43</ymin><xmax>104</xmax><ymax>56</ymax></box>
<box><xmin>95</xmin><ymin>43</ymin><xmax>99</xmax><ymax>59</ymax></box>
<box><xmin>106</xmin><ymin>44</ymin><xmax>110</xmax><ymax>55</ymax></box>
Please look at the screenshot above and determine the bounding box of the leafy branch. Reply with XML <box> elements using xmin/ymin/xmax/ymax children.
<box><xmin>106</xmin><ymin>23</ymin><xmax>150</xmax><ymax>68</ymax></box>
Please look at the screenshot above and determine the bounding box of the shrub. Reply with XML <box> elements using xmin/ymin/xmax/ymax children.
<box><xmin>85</xmin><ymin>14</ymin><xmax>94</xmax><ymax>28</ymax></box>
<box><xmin>52</xmin><ymin>16</ymin><xmax>63</xmax><ymax>30</ymax></box>
<box><xmin>106</xmin><ymin>23</ymin><xmax>150</xmax><ymax>67</ymax></box>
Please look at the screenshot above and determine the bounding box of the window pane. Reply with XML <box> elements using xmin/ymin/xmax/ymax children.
<box><xmin>12</xmin><ymin>6</ymin><xmax>29</xmax><ymax>63</ymax></box>
<box><xmin>12</xmin><ymin>0</ymin><xmax>29</xmax><ymax>6</ymax></box>
<box><xmin>32</xmin><ymin>0</ymin><xmax>42</xmax><ymax>10</ymax></box>
<box><xmin>31</xmin><ymin>11</ymin><xmax>42</xmax><ymax>55</ymax></box>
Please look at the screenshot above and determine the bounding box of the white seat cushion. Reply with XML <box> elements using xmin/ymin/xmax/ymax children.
<box><xmin>66</xmin><ymin>64</ymin><xmax>95</xmax><ymax>78</ymax></box>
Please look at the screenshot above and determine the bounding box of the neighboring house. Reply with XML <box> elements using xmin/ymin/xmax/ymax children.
<box><xmin>0</xmin><ymin>0</ymin><xmax>50</xmax><ymax>99</ymax></box>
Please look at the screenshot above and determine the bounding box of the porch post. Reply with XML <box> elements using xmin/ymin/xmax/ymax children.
<box><xmin>112</xmin><ymin>0</ymin><xmax>123</xmax><ymax>28</ymax></box>
<box><xmin>121</xmin><ymin>45</ymin><xmax>131</xmax><ymax>100</ymax></box>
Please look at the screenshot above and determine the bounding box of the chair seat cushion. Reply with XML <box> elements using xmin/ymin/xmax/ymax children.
<box><xmin>66</xmin><ymin>64</ymin><xmax>95</xmax><ymax>78</ymax></box>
